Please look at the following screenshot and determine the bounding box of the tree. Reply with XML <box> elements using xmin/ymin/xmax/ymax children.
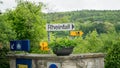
<box><xmin>0</xmin><ymin>13</ymin><xmax>16</xmax><ymax>68</ymax></box>
<box><xmin>6</xmin><ymin>1</ymin><xmax>47</xmax><ymax>53</ymax></box>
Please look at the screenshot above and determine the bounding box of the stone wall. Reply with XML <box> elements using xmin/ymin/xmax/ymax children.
<box><xmin>8</xmin><ymin>53</ymin><xmax>105</xmax><ymax>68</ymax></box>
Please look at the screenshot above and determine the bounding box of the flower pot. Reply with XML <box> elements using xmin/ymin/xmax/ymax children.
<box><xmin>53</xmin><ymin>46</ymin><xmax>74</xmax><ymax>56</ymax></box>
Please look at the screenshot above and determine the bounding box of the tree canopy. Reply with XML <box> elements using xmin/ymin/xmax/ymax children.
<box><xmin>2</xmin><ymin>1</ymin><xmax>47</xmax><ymax>52</ymax></box>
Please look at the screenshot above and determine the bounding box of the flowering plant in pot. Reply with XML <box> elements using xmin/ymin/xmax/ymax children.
<box><xmin>49</xmin><ymin>37</ymin><xmax>76</xmax><ymax>56</ymax></box>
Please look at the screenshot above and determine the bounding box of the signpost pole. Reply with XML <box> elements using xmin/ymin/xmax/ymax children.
<box><xmin>48</xmin><ymin>31</ymin><xmax>50</xmax><ymax>43</ymax></box>
<box><xmin>47</xmin><ymin>22</ymin><xmax>51</xmax><ymax>54</ymax></box>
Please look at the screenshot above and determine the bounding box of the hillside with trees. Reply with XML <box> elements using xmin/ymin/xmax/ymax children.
<box><xmin>46</xmin><ymin>10</ymin><xmax>120</xmax><ymax>35</ymax></box>
<box><xmin>47</xmin><ymin>10</ymin><xmax>120</xmax><ymax>23</ymax></box>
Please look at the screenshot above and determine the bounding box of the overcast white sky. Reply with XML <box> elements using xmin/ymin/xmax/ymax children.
<box><xmin>0</xmin><ymin>0</ymin><xmax>120</xmax><ymax>13</ymax></box>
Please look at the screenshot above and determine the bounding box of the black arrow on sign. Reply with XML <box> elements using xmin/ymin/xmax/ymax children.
<box><xmin>72</xmin><ymin>24</ymin><xmax>74</xmax><ymax>30</ymax></box>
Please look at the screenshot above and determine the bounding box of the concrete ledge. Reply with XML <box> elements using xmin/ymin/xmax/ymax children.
<box><xmin>8</xmin><ymin>53</ymin><xmax>105</xmax><ymax>68</ymax></box>
<box><xmin>7</xmin><ymin>53</ymin><xmax>105</xmax><ymax>59</ymax></box>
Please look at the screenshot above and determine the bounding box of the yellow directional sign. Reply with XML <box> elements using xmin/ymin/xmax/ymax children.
<box><xmin>70</xmin><ymin>31</ymin><xmax>83</xmax><ymax>36</ymax></box>
<box><xmin>40</xmin><ymin>42</ymin><xmax>49</xmax><ymax>51</ymax></box>
<box><xmin>18</xmin><ymin>64</ymin><xmax>28</xmax><ymax>68</ymax></box>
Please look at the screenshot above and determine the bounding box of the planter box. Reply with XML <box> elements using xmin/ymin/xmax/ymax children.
<box><xmin>53</xmin><ymin>47</ymin><xmax>74</xmax><ymax>56</ymax></box>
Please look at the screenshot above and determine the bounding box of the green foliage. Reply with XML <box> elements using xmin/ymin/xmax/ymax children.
<box><xmin>99</xmin><ymin>32</ymin><xmax>118</xmax><ymax>53</ymax></box>
<box><xmin>0</xmin><ymin>45</ymin><xmax>10</xmax><ymax>68</ymax></box>
<box><xmin>5</xmin><ymin>1</ymin><xmax>47</xmax><ymax>53</ymax></box>
<box><xmin>73</xmin><ymin>30</ymin><xmax>103</xmax><ymax>53</ymax></box>
<box><xmin>31</xmin><ymin>46</ymin><xmax>49</xmax><ymax>54</ymax></box>
<box><xmin>47</xmin><ymin>10</ymin><xmax>120</xmax><ymax>23</ymax></box>
<box><xmin>75</xmin><ymin>21</ymin><xmax>115</xmax><ymax>36</ymax></box>
<box><xmin>0</xmin><ymin>14</ymin><xmax>16</xmax><ymax>44</ymax></box>
<box><xmin>114</xmin><ymin>22</ymin><xmax>120</xmax><ymax>32</ymax></box>
<box><xmin>74</xmin><ymin>30</ymin><xmax>118</xmax><ymax>53</ymax></box>
<box><xmin>105</xmin><ymin>39</ymin><xmax>120</xmax><ymax>68</ymax></box>
<box><xmin>49</xmin><ymin>37</ymin><xmax>76</xmax><ymax>50</ymax></box>
<box><xmin>0</xmin><ymin>9</ymin><xmax>16</xmax><ymax>68</ymax></box>
<box><xmin>84</xmin><ymin>30</ymin><xmax>103</xmax><ymax>52</ymax></box>
<box><xmin>0</xmin><ymin>13</ymin><xmax>16</xmax><ymax>68</ymax></box>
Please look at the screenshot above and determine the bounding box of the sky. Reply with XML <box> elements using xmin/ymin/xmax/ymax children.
<box><xmin>0</xmin><ymin>0</ymin><xmax>120</xmax><ymax>13</ymax></box>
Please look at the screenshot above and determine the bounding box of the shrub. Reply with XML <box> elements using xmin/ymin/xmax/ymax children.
<box><xmin>0</xmin><ymin>45</ymin><xmax>10</xmax><ymax>68</ymax></box>
<box><xmin>49</xmin><ymin>37</ymin><xmax>77</xmax><ymax>51</ymax></box>
<box><xmin>105</xmin><ymin>40</ymin><xmax>120</xmax><ymax>68</ymax></box>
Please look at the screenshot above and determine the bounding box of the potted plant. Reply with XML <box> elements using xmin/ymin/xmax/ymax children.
<box><xmin>49</xmin><ymin>37</ymin><xmax>76</xmax><ymax>56</ymax></box>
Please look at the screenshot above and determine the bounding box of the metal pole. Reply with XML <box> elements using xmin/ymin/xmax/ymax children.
<box><xmin>48</xmin><ymin>31</ymin><xmax>50</xmax><ymax>43</ymax></box>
